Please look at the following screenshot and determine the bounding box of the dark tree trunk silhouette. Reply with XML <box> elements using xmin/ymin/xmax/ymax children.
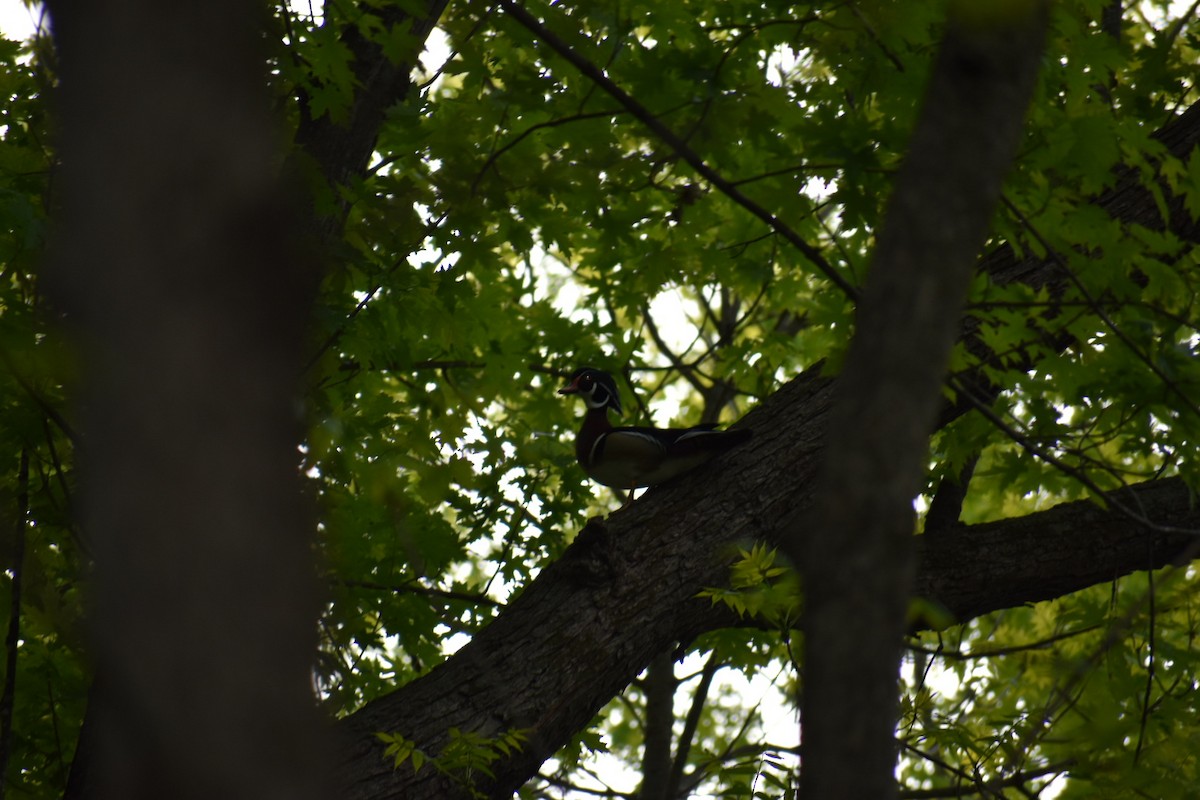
<box><xmin>792</xmin><ymin>9</ymin><xmax>1048</xmax><ymax>799</ymax></box>
<box><xmin>46</xmin><ymin>0</ymin><xmax>329</xmax><ymax>797</ymax></box>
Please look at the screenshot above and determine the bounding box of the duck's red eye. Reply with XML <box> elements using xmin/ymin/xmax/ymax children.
<box><xmin>580</xmin><ymin>376</ymin><xmax>594</xmax><ymax>389</ymax></box>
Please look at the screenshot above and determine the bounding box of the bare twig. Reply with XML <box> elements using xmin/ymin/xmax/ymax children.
<box><xmin>908</xmin><ymin>624</ymin><xmax>1104</xmax><ymax>660</ymax></box>
<box><xmin>896</xmin><ymin>754</ymin><xmax>1074</xmax><ymax>799</ymax></box>
<box><xmin>334</xmin><ymin>577</ymin><xmax>503</xmax><ymax>608</ymax></box>
<box><xmin>667</xmin><ymin>651</ymin><xmax>722</xmax><ymax>797</ymax></box>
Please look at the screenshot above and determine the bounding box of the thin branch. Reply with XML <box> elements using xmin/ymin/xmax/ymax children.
<box><xmin>947</xmin><ymin>374</ymin><xmax>1200</xmax><ymax>537</ymax></box>
<box><xmin>613</xmin><ymin>688</ymin><xmax>646</xmax><ymax>730</ymax></box>
<box><xmin>45</xmin><ymin>677</ymin><xmax>65</xmax><ymax>785</ymax></box>
<box><xmin>1159</xmin><ymin>0</ymin><xmax>1200</xmax><ymax>52</ymax></box>
<box><xmin>497</xmin><ymin>0</ymin><xmax>859</xmax><ymax>300</ymax></box>
<box><xmin>1001</xmin><ymin>539</ymin><xmax>1200</xmax><ymax>784</ymax></box>
<box><xmin>897</xmin><ymin>758</ymin><xmax>1074</xmax><ymax>799</ymax></box>
<box><xmin>40</xmin><ymin>416</ymin><xmax>90</xmax><ymax>559</ymax></box>
<box><xmin>334</xmin><ymin>577</ymin><xmax>503</xmax><ymax>608</ymax></box>
<box><xmin>675</xmin><ymin>699</ymin><xmax>767</xmax><ymax>796</ymax></box>
<box><xmin>846</xmin><ymin>4</ymin><xmax>906</xmax><ymax>72</ymax></box>
<box><xmin>303</xmin><ymin>224</ymin><xmax>449</xmax><ymax>380</ymax></box>
<box><xmin>680</xmin><ymin>16</ymin><xmax>819</xmax><ymax>145</ymax></box>
<box><xmin>899</xmin><ymin>740</ymin><xmax>1006</xmax><ymax>800</ymax></box>
<box><xmin>405</xmin><ymin>7</ymin><xmax>496</xmax><ymax>102</ymax></box>
<box><xmin>1001</xmin><ymin>196</ymin><xmax>1200</xmax><ymax>425</ymax></box>
<box><xmin>472</xmin><ymin>108</ymin><xmax>626</xmax><ymax>193</ymax></box>
<box><xmin>1133</xmin><ymin>567</ymin><xmax>1156</xmax><ymax>765</ymax></box>
<box><xmin>965</xmin><ymin>298</ymin><xmax>1200</xmax><ymax>334</ymax></box>
<box><xmin>908</xmin><ymin>623</ymin><xmax>1104</xmax><ymax>660</ymax></box>
<box><xmin>0</xmin><ymin>347</ymin><xmax>80</xmax><ymax>446</ymax></box>
<box><xmin>533</xmin><ymin>771</ymin><xmax>633</xmax><ymax>798</ymax></box>
<box><xmin>667</xmin><ymin>651</ymin><xmax>722</xmax><ymax>797</ymax></box>
<box><xmin>641</xmin><ymin>303</ymin><xmax>702</xmax><ymax>394</ymax></box>
<box><xmin>729</xmin><ymin>161</ymin><xmax>849</xmax><ymax>187</ymax></box>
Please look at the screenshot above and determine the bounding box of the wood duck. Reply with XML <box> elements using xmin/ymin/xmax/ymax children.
<box><xmin>558</xmin><ymin>367</ymin><xmax>752</xmax><ymax>502</ymax></box>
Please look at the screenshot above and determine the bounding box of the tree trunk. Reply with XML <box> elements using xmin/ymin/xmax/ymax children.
<box><xmin>793</xmin><ymin>8</ymin><xmax>1048</xmax><ymax>798</ymax></box>
<box><xmin>45</xmin><ymin>1</ymin><xmax>328</xmax><ymax>797</ymax></box>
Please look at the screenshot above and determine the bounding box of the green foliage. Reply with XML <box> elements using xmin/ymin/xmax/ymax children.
<box><xmin>3</xmin><ymin>0</ymin><xmax>1200</xmax><ymax>796</ymax></box>
<box><xmin>0</xmin><ymin>28</ymin><xmax>85</xmax><ymax>797</ymax></box>
<box><xmin>379</xmin><ymin>726</ymin><xmax>530</xmax><ymax>795</ymax></box>
<box><xmin>713</xmin><ymin>750</ymin><xmax>797</xmax><ymax>798</ymax></box>
<box><xmin>699</xmin><ymin>543</ymin><xmax>799</xmax><ymax>626</ymax></box>
<box><xmin>900</xmin><ymin>567</ymin><xmax>1200</xmax><ymax>799</ymax></box>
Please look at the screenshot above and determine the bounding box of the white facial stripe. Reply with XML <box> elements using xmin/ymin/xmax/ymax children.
<box><xmin>583</xmin><ymin>380</ymin><xmax>619</xmax><ymax>412</ymax></box>
<box><xmin>584</xmin><ymin>383</ymin><xmax>609</xmax><ymax>409</ymax></box>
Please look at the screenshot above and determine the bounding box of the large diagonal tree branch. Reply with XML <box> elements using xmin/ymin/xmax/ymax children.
<box><xmin>336</xmin><ymin>364</ymin><xmax>1199</xmax><ymax>798</ymax></box>
<box><xmin>913</xmin><ymin>477</ymin><xmax>1198</xmax><ymax>623</ymax></box>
